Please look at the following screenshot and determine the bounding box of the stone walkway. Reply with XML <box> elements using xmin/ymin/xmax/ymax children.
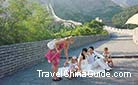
<box><xmin>94</xmin><ymin>37</ymin><xmax>138</xmax><ymax>56</ymax></box>
<box><xmin>0</xmin><ymin>58</ymin><xmax>138</xmax><ymax>85</ymax></box>
<box><xmin>94</xmin><ymin>28</ymin><xmax>138</xmax><ymax>56</ymax></box>
<box><xmin>0</xmin><ymin>27</ymin><xmax>138</xmax><ymax>85</ymax></box>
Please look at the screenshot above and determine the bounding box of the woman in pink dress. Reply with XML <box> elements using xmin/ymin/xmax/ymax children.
<box><xmin>45</xmin><ymin>36</ymin><xmax>74</xmax><ymax>81</ymax></box>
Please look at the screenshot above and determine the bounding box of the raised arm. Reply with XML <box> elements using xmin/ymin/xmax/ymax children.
<box><xmin>63</xmin><ymin>42</ymin><xmax>69</xmax><ymax>66</ymax></box>
<box><xmin>78</xmin><ymin>54</ymin><xmax>83</xmax><ymax>71</ymax></box>
<box><xmin>64</xmin><ymin>43</ymin><xmax>69</xmax><ymax>60</ymax></box>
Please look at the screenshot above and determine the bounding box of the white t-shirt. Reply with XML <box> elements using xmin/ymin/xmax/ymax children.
<box><xmin>87</xmin><ymin>51</ymin><xmax>104</xmax><ymax>64</ymax></box>
<box><xmin>68</xmin><ymin>63</ymin><xmax>78</xmax><ymax>71</ymax></box>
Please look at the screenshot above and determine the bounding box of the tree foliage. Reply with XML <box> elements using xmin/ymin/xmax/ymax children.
<box><xmin>55</xmin><ymin>20</ymin><xmax>108</xmax><ymax>38</ymax></box>
<box><xmin>0</xmin><ymin>0</ymin><xmax>108</xmax><ymax>46</ymax></box>
<box><xmin>0</xmin><ymin>0</ymin><xmax>52</xmax><ymax>45</ymax></box>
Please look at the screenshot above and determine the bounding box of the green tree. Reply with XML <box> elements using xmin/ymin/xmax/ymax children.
<box><xmin>0</xmin><ymin>0</ymin><xmax>52</xmax><ymax>45</ymax></box>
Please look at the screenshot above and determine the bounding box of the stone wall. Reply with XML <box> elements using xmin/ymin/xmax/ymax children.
<box><xmin>0</xmin><ymin>35</ymin><xmax>109</xmax><ymax>78</ymax></box>
<box><xmin>133</xmin><ymin>28</ymin><xmax>138</xmax><ymax>45</ymax></box>
<box><xmin>70</xmin><ymin>35</ymin><xmax>109</xmax><ymax>48</ymax></box>
<box><xmin>104</xmin><ymin>26</ymin><xmax>133</xmax><ymax>36</ymax></box>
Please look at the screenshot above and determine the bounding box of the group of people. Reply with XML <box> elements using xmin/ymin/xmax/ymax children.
<box><xmin>45</xmin><ymin>36</ymin><xmax>114</xmax><ymax>81</ymax></box>
<box><xmin>67</xmin><ymin>46</ymin><xmax>114</xmax><ymax>79</ymax></box>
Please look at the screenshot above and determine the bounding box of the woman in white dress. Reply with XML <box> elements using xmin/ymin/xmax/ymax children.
<box><xmin>78</xmin><ymin>47</ymin><xmax>108</xmax><ymax>74</ymax></box>
<box><xmin>78</xmin><ymin>48</ymin><xmax>90</xmax><ymax>72</ymax></box>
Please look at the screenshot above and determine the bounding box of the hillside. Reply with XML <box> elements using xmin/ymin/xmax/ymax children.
<box><xmin>112</xmin><ymin>6</ymin><xmax>138</xmax><ymax>25</ymax></box>
<box><xmin>0</xmin><ymin>0</ymin><xmax>109</xmax><ymax>45</ymax></box>
<box><xmin>112</xmin><ymin>5</ymin><xmax>138</xmax><ymax>28</ymax></box>
<box><xmin>45</xmin><ymin>0</ymin><xmax>122</xmax><ymax>24</ymax></box>
<box><xmin>111</xmin><ymin>0</ymin><xmax>138</xmax><ymax>7</ymax></box>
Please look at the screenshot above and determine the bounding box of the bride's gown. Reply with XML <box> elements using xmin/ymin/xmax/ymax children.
<box><xmin>78</xmin><ymin>56</ymin><xmax>91</xmax><ymax>71</ymax></box>
<box><xmin>78</xmin><ymin>56</ymin><xmax>105</xmax><ymax>73</ymax></box>
<box><xmin>58</xmin><ymin>55</ymin><xmax>105</xmax><ymax>77</ymax></box>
